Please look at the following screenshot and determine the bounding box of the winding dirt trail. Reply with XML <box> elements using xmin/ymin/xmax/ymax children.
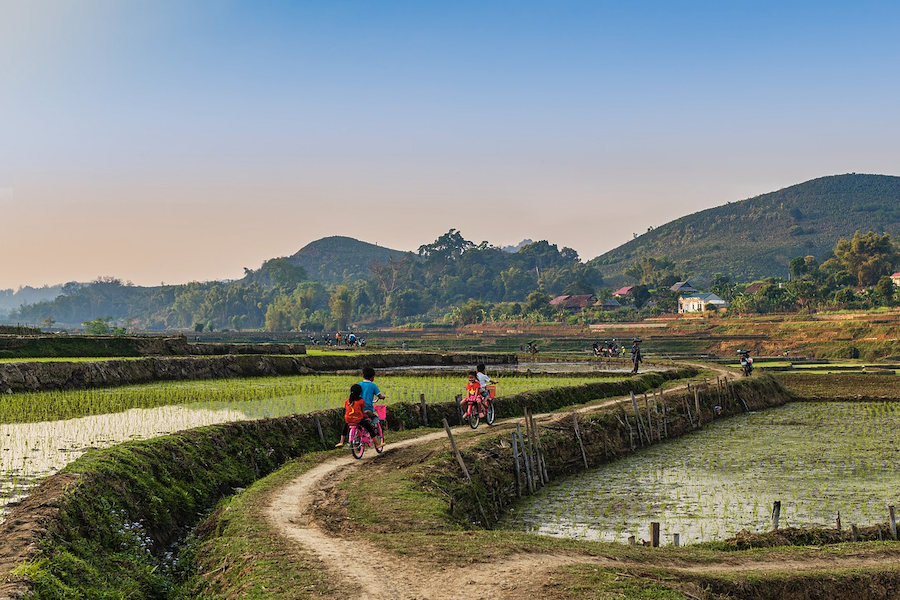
<box><xmin>264</xmin><ymin>367</ymin><xmax>897</xmax><ymax>599</ymax></box>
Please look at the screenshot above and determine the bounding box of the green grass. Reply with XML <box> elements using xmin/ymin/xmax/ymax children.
<box><xmin>177</xmin><ymin>454</ymin><xmax>338</xmax><ymax>600</ymax></box>
<box><xmin>0</xmin><ymin>374</ymin><xmax>625</xmax><ymax>425</ymax></box>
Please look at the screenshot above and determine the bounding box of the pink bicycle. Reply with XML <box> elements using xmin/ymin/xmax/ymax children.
<box><xmin>460</xmin><ymin>388</ymin><xmax>495</xmax><ymax>429</ymax></box>
<box><xmin>348</xmin><ymin>404</ymin><xmax>386</xmax><ymax>459</ymax></box>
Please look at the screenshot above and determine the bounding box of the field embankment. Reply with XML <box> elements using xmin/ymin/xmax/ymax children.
<box><xmin>0</xmin><ymin>352</ymin><xmax>517</xmax><ymax>393</ymax></box>
<box><xmin>191</xmin><ymin>372</ymin><xmax>900</xmax><ymax>600</ymax></box>
<box><xmin>0</xmin><ymin>368</ymin><xmax>692</xmax><ymax>599</ymax></box>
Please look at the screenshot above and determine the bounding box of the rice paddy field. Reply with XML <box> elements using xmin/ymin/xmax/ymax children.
<box><xmin>503</xmin><ymin>401</ymin><xmax>900</xmax><ymax>545</ymax></box>
<box><xmin>0</xmin><ymin>373</ymin><xmax>616</xmax><ymax>519</ymax></box>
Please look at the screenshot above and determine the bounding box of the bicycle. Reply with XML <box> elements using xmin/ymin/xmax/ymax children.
<box><xmin>459</xmin><ymin>387</ymin><xmax>495</xmax><ymax>429</ymax></box>
<box><xmin>348</xmin><ymin>404</ymin><xmax>386</xmax><ymax>459</ymax></box>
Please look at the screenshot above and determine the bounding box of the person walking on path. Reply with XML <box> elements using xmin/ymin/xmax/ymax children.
<box><xmin>630</xmin><ymin>338</ymin><xmax>643</xmax><ymax>374</ymax></box>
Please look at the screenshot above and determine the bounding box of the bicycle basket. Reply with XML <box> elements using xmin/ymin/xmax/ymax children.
<box><xmin>374</xmin><ymin>404</ymin><xmax>387</xmax><ymax>420</ymax></box>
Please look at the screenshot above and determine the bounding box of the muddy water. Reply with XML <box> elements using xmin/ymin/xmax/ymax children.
<box><xmin>502</xmin><ymin>402</ymin><xmax>900</xmax><ymax>544</ymax></box>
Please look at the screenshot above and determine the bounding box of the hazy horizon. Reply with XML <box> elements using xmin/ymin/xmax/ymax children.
<box><xmin>3</xmin><ymin>1</ymin><xmax>899</xmax><ymax>289</ymax></box>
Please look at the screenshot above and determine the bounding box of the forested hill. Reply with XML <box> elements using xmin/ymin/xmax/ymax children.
<box><xmin>590</xmin><ymin>173</ymin><xmax>900</xmax><ymax>284</ymax></box>
<box><xmin>285</xmin><ymin>236</ymin><xmax>410</xmax><ymax>285</ymax></box>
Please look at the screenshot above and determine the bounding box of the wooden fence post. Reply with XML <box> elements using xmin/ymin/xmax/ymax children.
<box><xmin>890</xmin><ymin>505</ymin><xmax>897</xmax><ymax>540</ymax></box>
<box><xmin>420</xmin><ymin>393</ymin><xmax>428</xmax><ymax>426</ymax></box>
<box><xmin>572</xmin><ymin>413</ymin><xmax>589</xmax><ymax>469</ymax></box>
<box><xmin>517</xmin><ymin>423</ymin><xmax>534</xmax><ymax>495</ymax></box>
<box><xmin>694</xmin><ymin>388</ymin><xmax>702</xmax><ymax>428</ymax></box>
<box><xmin>442</xmin><ymin>418</ymin><xmax>470</xmax><ymax>481</ymax></box>
<box><xmin>631</xmin><ymin>392</ymin><xmax>649</xmax><ymax>445</ymax></box>
<box><xmin>771</xmin><ymin>501</ymin><xmax>781</xmax><ymax>530</ymax></box>
<box><xmin>314</xmin><ymin>414</ymin><xmax>325</xmax><ymax>444</ymax></box>
<box><xmin>530</xmin><ymin>410</ymin><xmax>549</xmax><ymax>484</ymax></box>
<box><xmin>651</xmin><ymin>522</ymin><xmax>660</xmax><ymax>547</ymax></box>
<box><xmin>512</xmin><ymin>433</ymin><xmax>522</xmax><ymax>498</ymax></box>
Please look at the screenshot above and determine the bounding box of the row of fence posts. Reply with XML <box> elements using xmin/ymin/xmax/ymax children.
<box><xmin>772</xmin><ymin>501</ymin><xmax>899</xmax><ymax>541</ymax></box>
<box><xmin>434</xmin><ymin>376</ymin><xmax>765</xmax><ymax>542</ymax></box>
<box><xmin>613</xmin><ymin>375</ymin><xmax>747</xmax><ymax>451</ymax></box>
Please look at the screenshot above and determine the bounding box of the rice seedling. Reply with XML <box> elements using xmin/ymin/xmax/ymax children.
<box><xmin>0</xmin><ymin>373</ymin><xmax>616</xmax><ymax>520</ymax></box>
<box><xmin>502</xmin><ymin>401</ymin><xmax>900</xmax><ymax>544</ymax></box>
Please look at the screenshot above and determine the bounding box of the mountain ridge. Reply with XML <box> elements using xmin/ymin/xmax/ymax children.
<box><xmin>589</xmin><ymin>173</ymin><xmax>900</xmax><ymax>284</ymax></box>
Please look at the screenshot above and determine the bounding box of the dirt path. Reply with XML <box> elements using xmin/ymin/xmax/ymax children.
<box><xmin>266</xmin><ymin>425</ymin><xmax>616</xmax><ymax>600</ymax></box>
<box><xmin>266</xmin><ymin>367</ymin><xmax>900</xmax><ymax>598</ymax></box>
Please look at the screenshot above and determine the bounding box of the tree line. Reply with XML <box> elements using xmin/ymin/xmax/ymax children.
<box><xmin>9</xmin><ymin>229</ymin><xmax>900</xmax><ymax>332</ymax></box>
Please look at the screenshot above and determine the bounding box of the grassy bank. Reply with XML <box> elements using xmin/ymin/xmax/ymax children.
<box><xmin>2</xmin><ymin>369</ymin><xmax>694</xmax><ymax>599</ymax></box>
<box><xmin>184</xmin><ymin>373</ymin><xmax>900</xmax><ymax>599</ymax></box>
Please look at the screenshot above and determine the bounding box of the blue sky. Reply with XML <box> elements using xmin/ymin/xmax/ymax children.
<box><xmin>2</xmin><ymin>0</ymin><xmax>899</xmax><ymax>288</ymax></box>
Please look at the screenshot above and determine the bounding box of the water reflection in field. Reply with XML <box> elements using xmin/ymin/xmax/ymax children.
<box><xmin>0</xmin><ymin>403</ymin><xmax>251</xmax><ymax>513</ymax></box>
<box><xmin>502</xmin><ymin>402</ymin><xmax>900</xmax><ymax>544</ymax></box>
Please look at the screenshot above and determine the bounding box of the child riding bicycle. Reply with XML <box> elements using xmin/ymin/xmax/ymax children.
<box><xmin>335</xmin><ymin>384</ymin><xmax>381</xmax><ymax>450</ymax></box>
<box><xmin>466</xmin><ymin>371</ymin><xmax>487</xmax><ymax>418</ymax></box>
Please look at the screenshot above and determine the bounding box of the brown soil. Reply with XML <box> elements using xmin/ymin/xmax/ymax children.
<box><xmin>0</xmin><ymin>472</ymin><xmax>78</xmax><ymax>599</ymax></box>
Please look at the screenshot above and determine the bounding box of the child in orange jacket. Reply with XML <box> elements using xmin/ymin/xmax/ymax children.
<box><xmin>336</xmin><ymin>383</ymin><xmax>380</xmax><ymax>448</ymax></box>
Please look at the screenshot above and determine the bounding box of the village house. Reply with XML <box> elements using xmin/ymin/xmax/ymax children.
<box><xmin>891</xmin><ymin>273</ymin><xmax>900</xmax><ymax>287</ymax></box>
<box><xmin>596</xmin><ymin>297</ymin><xmax>621</xmax><ymax>310</ymax></box>
<box><xmin>549</xmin><ymin>294</ymin><xmax>596</xmax><ymax>311</ymax></box>
<box><xmin>670</xmin><ymin>281</ymin><xmax>698</xmax><ymax>294</ymax></box>
<box><xmin>678</xmin><ymin>292</ymin><xmax>728</xmax><ymax>313</ymax></box>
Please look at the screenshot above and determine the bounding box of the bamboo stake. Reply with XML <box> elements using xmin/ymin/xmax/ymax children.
<box><xmin>572</xmin><ymin>412</ymin><xmax>589</xmax><ymax>469</ymax></box>
<box><xmin>615</xmin><ymin>408</ymin><xmax>635</xmax><ymax>451</ymax></box>
<box><xmin>890</xmin><ymin>505</ymin><xmax>897</xmax><ymax>540</ymax></box>
<box><xmin>659</xmin><ymin>389</ymin><xmax>669</xmax><ymax>439</ymax></box>
<box><xmin>694</xmin><ymin>388</ymin><xmax>702</xmax><ymax>428</ymax></box>
<box><xmin>511</xmin><ymin>432</ymin><xmax>522</xmax><ymax>498</ymax></box>
<box><xmin>420</xmin><ymin>393</ymin><xmax>428</xmax><ymax>426</ymax></box>
<box><xmin>442</xmin><ymin>418</ymin><xmax>470</xmax><ymax>481</ymax></box>
<box><xmin>631</xmin><ymin>392</ymin><xmax>649</xmax><ymax>445</ymax></box>
<box><xmin>517</xmin><ymin>423</ymin><xmax>534</xmax><ymax>494</ymax></box>
<box><xmin>644</xmin><ymin>392</ymin><xmax>653</xmax><ymax>443</ymax></box>
<box><xmin>531</xmin><ymin>410</ymin><xmax>549</xmax><ymax>484</ymax></box>
<box><xmin>314</xmin><ymin>414</ymin><xmax>325</xmax><ymax>444</ymax></box>
<box><xmin>682</xmin><ymin>394</ymin><xmax>693</xmax><ymax>429</ymax></box>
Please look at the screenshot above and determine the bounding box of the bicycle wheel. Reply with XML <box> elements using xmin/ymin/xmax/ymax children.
<box><xmin>350</xmin><ymin>428</ymin><xmax>364</xmax><ymax>459</ymax></box>
<box><xmin>485</xmin><ymin>400</ymin><xmax>495</xmax><ymax>426</ymax></box>
<box><xmin>374</xmin><ymin>423</ymin><xmax>385</xmax><ymax>454</ymax></box>
<box><xmin>468</xmin><ymin>407</ymin><xmax>479</xmax><ymax>429</ymax></box>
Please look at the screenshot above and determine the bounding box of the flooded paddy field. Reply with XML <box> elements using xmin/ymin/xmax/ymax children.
<box><xmin>503</xmin><ymin>401</ymin><xmax>900</xmax><ymax>544</ymax></box>
<box><xmin>0</xmin><ymin>373</ymin><xmax>615</xmax><ymax>519</ymax></box>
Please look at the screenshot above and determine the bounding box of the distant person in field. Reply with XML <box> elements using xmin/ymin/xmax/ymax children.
<box><xmin>630</xmin><ymin>339</ymin><xmax>642</xmax><ymax>374</ymax></box>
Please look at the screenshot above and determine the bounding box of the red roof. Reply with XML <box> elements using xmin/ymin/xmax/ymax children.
<box><xmin>612</xmin><ymin>286</ymin><xmax>634</xmax><ymax>296</ymax></box>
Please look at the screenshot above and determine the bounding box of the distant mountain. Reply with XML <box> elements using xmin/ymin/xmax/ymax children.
<box><xmin>501</xmin><ymin>239</ymin><xmax>534</xmax><ymax>253</ymax></box>
<box><xmin>0</xmin><ymin>284</ymin><xmax>66</xmax><ymax>315</ymax></box>
<box><xmin>286</xmin><ymin>236</ymin><xmax>411</xmax><ymax>285</ymax></box>
<box><xmin>590</xmin><ymin>174</ymin><xmax>900</xmax><ymax>284</ymax></box>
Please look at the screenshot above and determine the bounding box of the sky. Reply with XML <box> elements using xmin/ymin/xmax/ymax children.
<box><xmin>2</xmin><ymin>0</ymin><xmax>899</xmax><ymax>289</ymax></box>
